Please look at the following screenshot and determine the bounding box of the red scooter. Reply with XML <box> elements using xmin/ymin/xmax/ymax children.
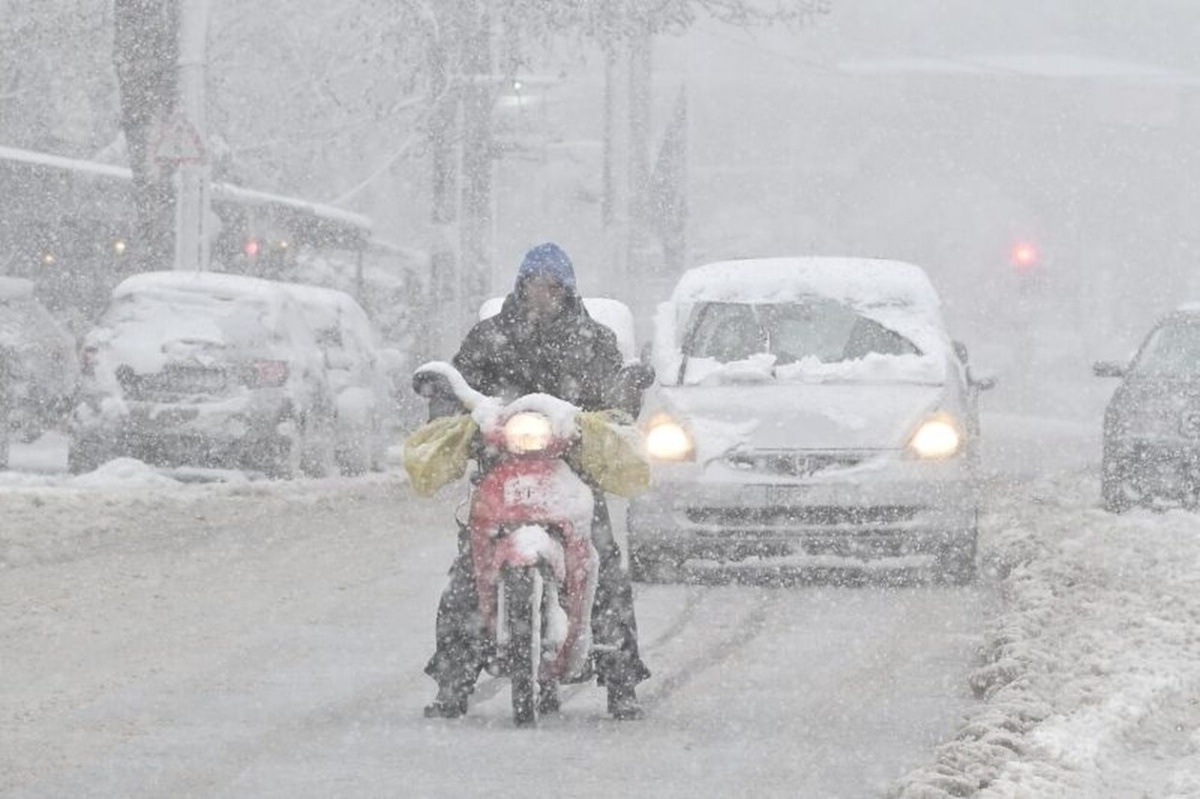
<box><xmin>413</xmin><ymin>361</ymin><xmax>602</xmax><ymax>726</ymax></box>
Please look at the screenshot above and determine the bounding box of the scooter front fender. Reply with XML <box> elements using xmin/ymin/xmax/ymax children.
<box><xmin>492</xmin><ymin>524</ymin><xmax>566</xmax><ymax>583</ymax></box>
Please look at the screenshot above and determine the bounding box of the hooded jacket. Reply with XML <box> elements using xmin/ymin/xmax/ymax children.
<box><xmin>452</xmin><ymin>288</ymin><xmax>625</xmax><ymax>412</ymax></box>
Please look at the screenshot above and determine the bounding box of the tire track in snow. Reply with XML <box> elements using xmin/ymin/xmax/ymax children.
<box><xmin>472</xmin><ymin>583</ymin><xmax>710</xmax><ymax>706</ymax></box>
<box><xmin>639</xmin><ymin>586</ymin><xmax>786</xmax><ymax>711</ymax></box>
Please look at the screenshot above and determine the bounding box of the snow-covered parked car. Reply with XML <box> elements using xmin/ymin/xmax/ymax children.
<box><xmin>1094</xmin><ymin>303</ymin><xmax>1200</xmax><ymax>512</ymax></box>
<box><xmin>69</xmin><ymin>271</ymin><xmax>337</xmax><ymax>478</ymax></box>
<box><xmin>0</xmin><ymin>277</ymin><xmax>80</xmax><ymax>467</ymax></box>
<box><xmin>627</xmin><ymin>257</ymin><xmax>995</xmax><ymax>584</ymax></box>
<box><xmin>281</xmin><ymin>282</ymin><xmax>395</xmax><ymax>474</ymax></box>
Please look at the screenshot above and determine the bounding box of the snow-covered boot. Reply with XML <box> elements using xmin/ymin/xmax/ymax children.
<box><xmin>423</xmin><ymin>684</ymin><xmax>468</xmax><ymax>719</ymax></box>
<box><xmin>537</xmin><ymin>682</ymin><xmax>561</xmax><ymax>714</ymax></box>
<box><xmin>606</xmin><ymin>683</ymin><xmax>644</xmax><ymax>720</ymax></box>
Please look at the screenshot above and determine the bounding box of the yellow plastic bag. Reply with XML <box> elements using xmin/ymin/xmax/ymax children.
<box><xmin>573</xmin><ymin>411</ymin><xmax>651</xmax><ymax>498</ymax></box>
<box><xmin>402</xmin><ymin>414</ymin><xmax>478</xmax><ymax>496</ymax></box>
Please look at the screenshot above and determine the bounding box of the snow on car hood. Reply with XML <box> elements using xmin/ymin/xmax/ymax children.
<box><xmin>682</xmin><ymin>352</ymin><xmax>946</xmax><ymax>387</ymax></box>
<box><xmin>650</xmin><ymin>380</ymin><xmax>948</xmax><ymax>460</ymax></box>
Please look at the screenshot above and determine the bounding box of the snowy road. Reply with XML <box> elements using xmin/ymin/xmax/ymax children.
<box><xmin>1</xmin><ymin>473</ymin><xmax>990</xmax><ymax>798</ymax></box>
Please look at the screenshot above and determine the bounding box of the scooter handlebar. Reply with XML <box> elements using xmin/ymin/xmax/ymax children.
<box><xmin>412</xmin><ymin>361</ymin><xmax>487</xmax><ymax>412</ymax></box>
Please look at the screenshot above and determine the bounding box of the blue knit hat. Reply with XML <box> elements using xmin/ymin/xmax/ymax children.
<box><xmin>515</xmin><ymin>242</ymin><xmax>576</xmax><ymax>291</ymax></box>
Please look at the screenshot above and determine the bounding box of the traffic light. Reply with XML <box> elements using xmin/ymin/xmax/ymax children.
<box><xmin>1010</xmin><ymin>241</ymin><xmax>1039</xmax><ymax>273</ymax></box>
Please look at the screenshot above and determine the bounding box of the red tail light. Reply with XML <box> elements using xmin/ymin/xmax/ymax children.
<box><xmin>247</xmin><ymin>359</ymin><xmax>289</xmax><ymax>387</ymax></box>
<box><xmin>80</xmin><ymin>345</ymin><xmax>98</xmax><ymax>377</ymax></box>
<box><xmin>1011</xmin><ymin>241</ymin><xmax>1039</xmax><ymax>272</ymax></box>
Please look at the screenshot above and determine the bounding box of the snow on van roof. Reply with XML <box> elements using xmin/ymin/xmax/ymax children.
<box><xmin>670</xmin><ymin>257</ymin><xmax>943</xmax><ymax>310</ymax></box>
<box><xmin>0</xmin><ymin>277</ymin><xmax>35</xmax><ymax>301</ymax></box>
<box><xmin>0</xmin><ymin>145</ymin><xmax>370</xmax><ymax>234</ymax></box>
<box><xmin>211</xmin><ymin>183</ymin><xmax>371</xmax><ymax>233</ymax></box>
<box><xmin>581</xmin><ymin>298</ymin><xmax>637</xmax><ymax>362</ymax></box>
<box><xmin>0</xmin><ymin>144</ymin><xmax>130</xmax><ymax>180</ymax></box>
<box><xmin>112</xmin><ymin>271</ymin><xmax>287</xmax><ymax>304</ymax></box>
<box><xmin>279</xmin><ymin>281</ymin><xmax>373</xmax><ymax>332</ymax></box>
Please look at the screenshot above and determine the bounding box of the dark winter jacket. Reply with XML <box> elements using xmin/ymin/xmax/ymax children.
<box><xmin>451</xmin><ymin>290</ymin><xmax>625</xmax><ymax>412</ymax></box>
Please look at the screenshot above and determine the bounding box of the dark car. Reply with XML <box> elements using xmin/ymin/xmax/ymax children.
<box><xmin>1094</xmin><ymin>305</ymin><xmax>1200</xmax><ymax>512</ymax></box>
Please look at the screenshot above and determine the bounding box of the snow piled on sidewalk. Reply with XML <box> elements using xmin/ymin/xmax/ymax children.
<box><xmin>0</xmin><ymin>463</ymin><xmax>401</xmax><ymax>571</ymax></box>
<box><xmin>890</xmin><ymin>471</ymin><xmax>1200</xmax><ymax>798</ymax></box>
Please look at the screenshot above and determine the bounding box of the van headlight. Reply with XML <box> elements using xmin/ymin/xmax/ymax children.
<box><xmin>504</xmin><ymin>412</ymin><xmax>553</xmax><ymax>454</ymax></box>
<box><xmin>645</xmin><ymin>415</ymin><xmax>693</xmax><ymax>461</ymax></box>
<box><xmin>908</xmin><ymin>417</ymin><xmax>962</xmax><ymax>459</ymax></box>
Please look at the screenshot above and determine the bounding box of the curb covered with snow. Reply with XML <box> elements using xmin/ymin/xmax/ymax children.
<box><xmin>889</xmin><ymin>472</ymin><xmax>1200</xmax><ymax>798</ymax></box>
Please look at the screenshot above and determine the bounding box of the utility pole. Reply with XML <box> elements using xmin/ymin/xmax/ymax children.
<box><xmin>173</xmin><ymin>0</ymin><xmax>211</xmax><ymax>271</ymax></box>
<box><xmin>601</xmin><ymin>44</ymin><xmax>618</xmax><ymax>231</ymax></box>
<box><xmin>113</xmin><ymin>0</ymin><xmax>179</xmax><ymax>272</ymax></box>
<box><xmin>600</xmin><ymin>22</ymin><xmax>654</xmax><ymax>314</ymax></box>
<box><xmin>625</xmin><ymin>31</ymin><xmax>653</xmax><ymax>280</ymax></box>
<box><xmin>458</xmin><ymin>0</ymin><xmax>493</xmax><ymax>331</ymax></box>
<box><xmin>426</xmin><ymin>7</ymin><xmax>459</xmax><ymax>358</ymax></box>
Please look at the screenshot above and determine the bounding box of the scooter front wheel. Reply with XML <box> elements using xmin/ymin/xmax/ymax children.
<box><xmin>501</xmin><ymin>565</ymin><xmax>543</xmax><ymax>726</ymax></box>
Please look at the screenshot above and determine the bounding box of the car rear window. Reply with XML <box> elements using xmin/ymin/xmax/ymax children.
<box><xmin>103</xmin><ymin>291</ymin><xmax>277</xmax><ymax>352</ymax></box>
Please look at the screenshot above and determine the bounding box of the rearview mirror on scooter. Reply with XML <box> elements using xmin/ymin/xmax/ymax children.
<box><xmin>412</xmin><ymin>369</ymin><xmax>452</xmax><ymax>399</ymax></box>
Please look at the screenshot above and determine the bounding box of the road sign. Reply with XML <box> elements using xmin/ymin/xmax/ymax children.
<box><xmin>152</xmin><ymin>113</ymin><xmax>207</xmax><ymax>167</ymax></box>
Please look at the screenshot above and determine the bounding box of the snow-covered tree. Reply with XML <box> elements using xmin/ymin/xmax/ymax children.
<box><xmin>0</xmin><ymin>1</ymin><xmax>118</xmax><ymax>154</ymax></box>
<box><xmin>412</xmin><ymin>0</ymin><xmax>832</xmax><ymax>343</ymax></box>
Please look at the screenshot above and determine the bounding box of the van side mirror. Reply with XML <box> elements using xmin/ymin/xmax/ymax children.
<box><xmin>952</xmin><ymin>340</ymin><xmax>970</xmax><ymax>363</ymax></box>
<box><xmin>412</xmin><ymin>369</ymin><xmax>451</xmax><ymax>399</ymax></box>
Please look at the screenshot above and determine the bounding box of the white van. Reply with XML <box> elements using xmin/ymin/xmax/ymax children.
<box><xmin>282</xmin><ymin>283</ymin><xmax>395</xmax><ymax>473</ymax></box>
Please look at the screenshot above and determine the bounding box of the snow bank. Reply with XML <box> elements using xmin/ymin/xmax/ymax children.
<box><xmin>889</xmin><ymin>471</ymin><xmax>1200</xmax><ymax>798</ymax></box>
<box><xmin>0</xmin><ymin>464</ymin><xmax>398</xmax><ymax>570</ymax></box>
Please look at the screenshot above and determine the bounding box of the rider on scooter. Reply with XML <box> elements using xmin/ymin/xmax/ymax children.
<box><xmin>423</xmin><ymin>242</ymin><xmax>651</xmax><ymax>721</ymax></box>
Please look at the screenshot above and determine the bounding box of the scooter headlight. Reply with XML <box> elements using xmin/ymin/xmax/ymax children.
<box><xmin>908</xmin><ymin>416</ymin><xmax>963</xmax><ymax>459</ymax></box>
<box><xmin>645</xmin><ymin>414</ymin><xmax>694</xmax><ymax>461</ymax></box>
<box><xmin>504</xmin><ymin>412</ymin><xmax>554</xmax><ymax>454</ymax></box>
